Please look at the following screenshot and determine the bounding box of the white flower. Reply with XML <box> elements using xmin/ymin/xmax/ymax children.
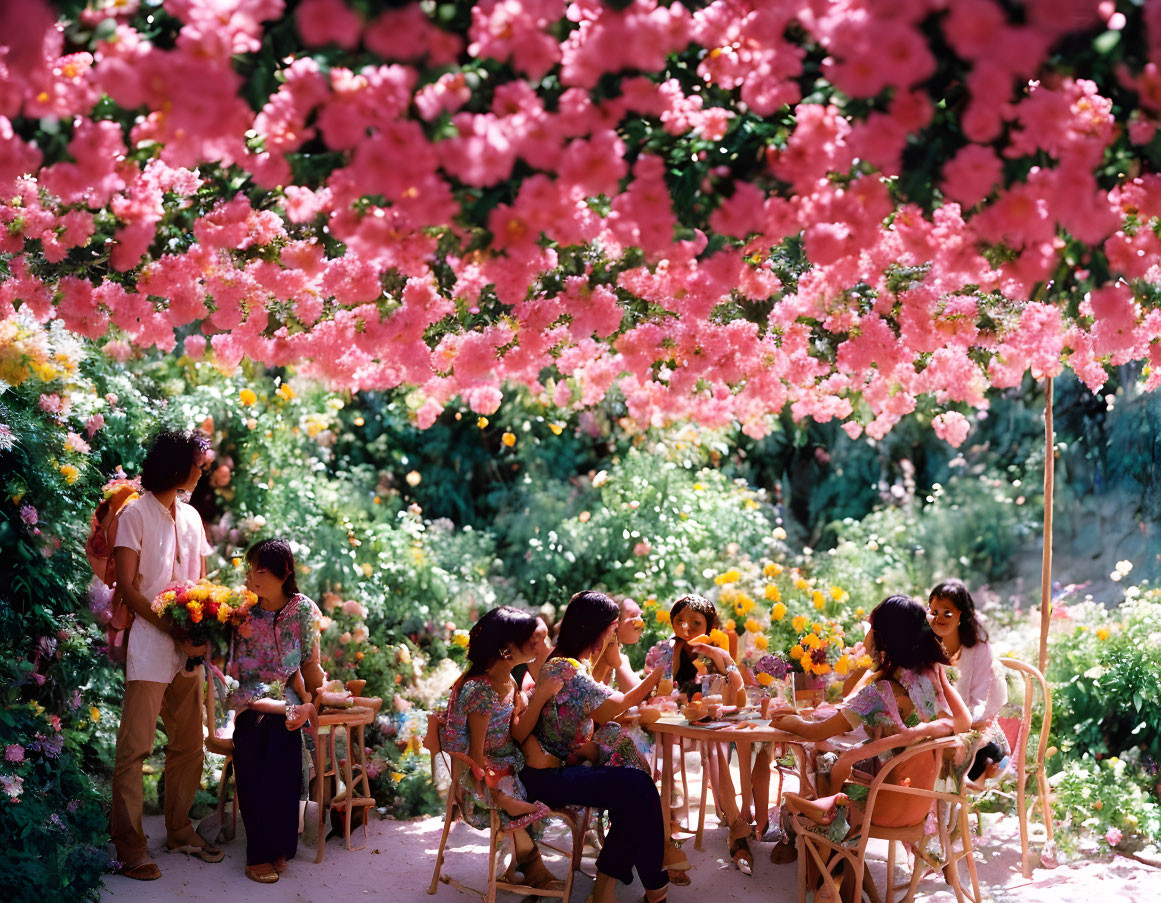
<box><xmin>1115</xmin><ymin>560</ymin><xmax>1133</xmax><ymax>576</ymax></box>
<box><xmin>0</xmin><ymin>774</ymin><xmax>22</xmax><ymax>799</ymax></box>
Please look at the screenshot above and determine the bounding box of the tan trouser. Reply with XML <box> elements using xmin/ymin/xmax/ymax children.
<box><xmin>110</xmin><ymin>670</ymin><xmax>204</xmax><ymax>866</ymax></box>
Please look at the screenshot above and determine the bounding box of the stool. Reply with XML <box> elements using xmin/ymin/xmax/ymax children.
<box><xmin>313</xmin><ymin>705</ymin><xmax>376</xmax><ymax>862</ymax></box>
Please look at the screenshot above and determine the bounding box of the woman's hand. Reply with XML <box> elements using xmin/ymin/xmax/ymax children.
<box><xmin>769</xmin><ymin>713</ymin><xmax>808</xmax><ymax>734</ymax></box>
<box><xmin>540</xmin><ymin>674</ymin><xmax>565</xmax><ymax>696</ymax></box>
<box><xmin>286</xmin><ymin>701</ymin><xmax>316</xmax><ymax>731</ymax></box>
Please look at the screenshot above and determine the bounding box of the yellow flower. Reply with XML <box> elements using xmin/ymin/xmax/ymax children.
<box><xmin>754</xmin><ymin>635</ymin><xmax>769</xmax><ymax>651</ymax></box>
<box><xmin>814</xmin><ymin>662</ymin><xmax>831</xmax><ymax>676</ymax></box>
<box><xmin>756</xmin><ymin>672</ymin><xmax>774</xmax><ymax>686</ymax></box>
<box><xmin>856</xmin><ymin>654</ymin><xmax>873</xmax><ymax>669</ymax></box>
<box><xmin>239</xmin><ymin>388</ymin><xmax>257</xmax><ymax>405</ymax></box>
<box><xmin>792</xmin><ymin>614</ymin><xmax>808</xmax><ymax>633</ymax></box>
<box><xmin>715</xmin><ymin>568</ymin><xmax>742</xmax><ymax>585</ymax></box>
<box><xmin>764</xmin><ymin>562</ymin><xmax>783</xmax><ymax>577</ymax></box>
<box><xmin>391</xmin><ymin>772</ymin><xmax>405</xmax><ymax>782</ymax></box>
<box><xmin>232</xmin><ymin>557</ymin><xmax>242</xmax><ymax>568</ymax></box>
<box><xmin>855</xmin><ymin>607</ymin><xmax>865</xmax><ymax>618</ymax></box>
<box><xmin>790</xmin><ymin>644</ymin><xmax>804</xmax><ymax>660</ymax></box>
<box><xmin>812</xmin><ymin>590</ymin><xmax>826</xmax><ymax>610</ymax></box>
<box><xmin>803</xmin><ymin>633</ymin><xmax>821</xmax><ymax>651</ymax></box>
<box><xmin>361</xmin><ymin>563</ymin><xmax>374</xmax><ymax>577</ymax></box>
<box><xmin>452</xmin><ymin>631</ymin><xmax>469</xmax><ymax>647</ymax></box>
<box><xmin>90</xmin><ymin>706</ymin><xmax>100</xmax><ymax>722</ymax></box>
<box><xmin>548</xmin><ymin>422</ymin><xmax>564</xmax><ymax>435</ymax></box>
<box><xmin>736</xmin><ymin>593</ymin><xmax>754</xmax><ymax>614</ymax></box>
<box><xmin>771</xmin><ymin>602</ymin><xmax>787</xmax><ymax>621</ymax></box>
<box><xmin>501</xmin><ymin>431</ymin><xmax>516</xmax><ymax>447</ymax></box>
<box><xmin>812</xmin><ymin>622</ymin><xmax>823</xmax><ymax>635</ymax></box>
<box><xmin>1096</xmin><ymin>627</ymin><xmax>1111</xmax><ymax>641</ymax></box>
<box><xmin>656</xmin><ymin>609</ymin><xmax>670</xmax><ymax>624</ymax></box>
<box><xmin>477</xmin><ymin>417</ymin><xmax>489</xmax><ymax>428</ymax></box>
<box><xmin>744</xmin><ymin>618</ymin><xmax>761</xmax><ymax>634</ymax></box>
<box><xmin>724</xmin><ymin>618</ymin><xmax>736</xmax><ymax>631</ymax></box>
<box><xmin>276</xmin><ymin>383</ymin><xmax>295</xmax><ymax>401</ymax></box>
<box><xmin>60</xmin><ymin>463</ymin><xmax>80</xmax><ymax>484</ymax></box>
<box><xmin>764</xmin><ymin>585</ymin><xmax>782</xmax><ymax>604</ymax></box>
<box><xmin>708</xmin><ymin>629</ymin><xmax>730</xmax><ymax>650</ymax></box>
<box><xmin>830</xmin><ymin>586</ymin><xmax>848</xmax><ymax>603</ymax></box>
<box><xmin>835</xmin><ymin>654</ymin><xmax>853</xmax><ymax>676</ymax></box>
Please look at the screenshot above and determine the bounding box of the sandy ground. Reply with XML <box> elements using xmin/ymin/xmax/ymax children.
<box><xmin>101</xmin><ymin>799</ymin><xmax>1161</xmax><ymax>903</ymax></box>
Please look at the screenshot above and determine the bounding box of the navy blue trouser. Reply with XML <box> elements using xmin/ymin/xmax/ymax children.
<box><xmin>233</xmin><ymin>709</ymin><xmax>302</xmax><ymax>866</ymax></box>
<box><xmin>520</xmin><ymin>764</ymin><xmax>667</xmax><ymax>891</ymax></box>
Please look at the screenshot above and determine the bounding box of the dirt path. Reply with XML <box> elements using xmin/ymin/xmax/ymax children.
<box><xmin>100</xmin><ymin>807</ymin><xmax>1161</xmax><ymax>903</ymax></box>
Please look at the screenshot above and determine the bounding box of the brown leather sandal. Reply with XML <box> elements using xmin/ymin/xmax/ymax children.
<box><xmin>516</xmin><ymin>849</ymin><xmax>565</xmax><ymax>891</ymax></box>
<box><xmin>120</xmin><ymin>862</ymin><xmax>161</xmax><ymax>881</ymax></box>
<box><xmin>245</xmin><ymin>863</ymin><xmax>280</xmax><ymax>883</ymax></box>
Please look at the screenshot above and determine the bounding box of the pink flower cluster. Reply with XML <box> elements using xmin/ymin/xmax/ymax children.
<box><xmin>0</xmin><ymin>0</ymin><xmax>1159</xmax><ymax>446</ymax></box>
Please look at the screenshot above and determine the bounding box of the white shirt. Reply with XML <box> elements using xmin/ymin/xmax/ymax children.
<box><xmin>954</xmin><ymin>640</ymin><xmax>1007</xmax><ymax>725</ymax></box>
<box><xmin>115</xmin><ymin>491</ymin><xmax>213</xmax><ymax>683</ymax></box>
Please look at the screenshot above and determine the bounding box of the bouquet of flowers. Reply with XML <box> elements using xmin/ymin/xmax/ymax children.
<box><xmin>152</xmin><ymin>579</ymin><xmax>257</xmax><ymax>669</ymax></box>
<box><xmin>788</xmin><ymin>618</ymin><xmax>864</xmax><ymax>678</ymax></box>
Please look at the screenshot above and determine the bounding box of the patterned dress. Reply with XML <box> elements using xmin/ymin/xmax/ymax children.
<box><xmin>225</xmin><ymin>593</ymin><xmax>321</xmax><ymax>710</ymax></box>
<box><xmin>442</xmin><ymin>677</ymin><xmax>549</xmax><ymax>835</ymax></box>
<box><xmin>534</xmin><ymin>658</ymin><xmax>652</xmax><ymax>772</ymax></box>
<box><xmin>797</xmin><ymin>667</ymin><xmax>951</xmax><ymax>846</ymax></box>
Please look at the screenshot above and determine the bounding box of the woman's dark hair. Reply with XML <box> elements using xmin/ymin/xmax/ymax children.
<box><xmin>671</xmin><ymin>594</ymin><xmax>720</xmax><ymax>684</ymax></box>
<box><xmin>868</xmin><ymin>595</ymin><xmax>950</xmax><ymax>674</ymax></box>
<box><xmin>141</xmin><ymin>429</ymin><xmax>210</xmax><ymax>493</ymax></box>
<box><xmin>246</xmin><ymin>539</ymin><xmax>300</xmax><ymax>597</ymax></box>
<box><xmin>928</xmin><ymin>579</ymin><xmax>989</xmax><ymax>647</ymax></box>
<box><xmin>464</xmin><ymin>606</ymin><xmax>538</xmax><ymax>679</ymax></box>
<box><xmin>551</xmin><ymin>590</ymin><xmax>619</xmax><ymax>661</ymax></box>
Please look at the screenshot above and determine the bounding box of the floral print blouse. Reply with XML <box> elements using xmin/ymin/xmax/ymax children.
<box><xmin>442</xmin><ymin>677</ymin><xmax>525</xmax><ymax>772</ymax></box>
<box><xmin>441</xmin><ymin>677</ymin><xmax>547</xmax><ymax>834</ymax></box>
<box><xmin>225</xmin><ymin>593</ymin><xmax>321</xmax><ymax>710</ymax></box>
<box><xmin>533</xmin><ymin>657</ymin><xmax>614</xmax><ymax>761</ymax></box>
<box><xmin>842</xmin><ymin>666</ymin><xmax>948</xmax><ymax>735</ymax></box>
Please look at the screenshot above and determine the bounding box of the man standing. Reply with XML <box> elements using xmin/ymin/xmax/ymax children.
<box><xmin>111</xmin><ymin>429</ymin><xmax>222</xmax><ymax>879</ymax></box>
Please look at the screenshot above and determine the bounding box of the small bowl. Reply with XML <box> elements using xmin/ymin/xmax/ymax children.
<box><xmin>346</xmin><ymin>679</ymin><xmax>367</xmax><ymax>696</ymax></box>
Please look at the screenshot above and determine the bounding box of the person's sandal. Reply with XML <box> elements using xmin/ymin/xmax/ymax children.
<box><xmin>120</xmin><ymin>862</ymin><xmax>161</xmax><ymax>881</ymax></box>
<box><xmin>166</xmin><ymin>840</ymin><xmax>225</xmax><ymax>863</ymax></box>
<box><xmin>728</xmin><ymin>819</ymin><xmax>754</xmax><ymax>876</ymax></box>
<box><xmin>668</xmin><ymin>867</ymin><xmax>691</xmax><ymax>886</ymax></box>
<box><xmin>516</xmin><ymin>849</ymin><xmax>565</xmax><ymax>891</ymax></box>
<box><xmin>245</xmin><ymin>863</ymin><xmax>279</xmax><ymax>883</ymax></box>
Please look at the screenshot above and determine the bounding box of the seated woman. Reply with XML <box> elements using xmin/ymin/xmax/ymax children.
<box><xmin>226</xmin><ymin>539</ymin><xmax>321</xmax><ymax>885</ymax></box>
<box><xmin>442</xmin><ymin>606</ymin><xmax>561</xmax><ymax>890</ymax></box>
<box><xmin>927</xmin><ymin>579</ymin><xmax>1009</xmax><ymax>786</ymax></box>
<box><xmin>592</xmin><ymin>597</ymin><xmax>646</xmax><ymax>690</ymax></box>
<box><xmin>768</xmin><ymin>595</ymin><xmax>970</xmax><ymax>900</ymax></box>
<box><xmin>517</xmin><ymin>590</ymin><xmax>672</xmax><ymax>903</ymax></box>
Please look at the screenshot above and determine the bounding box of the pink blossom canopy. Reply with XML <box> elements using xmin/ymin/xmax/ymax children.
<box><xmin>2</xmin><ymin>0</ymin><xmax>1160</xmax><ymax>444</ymax></box>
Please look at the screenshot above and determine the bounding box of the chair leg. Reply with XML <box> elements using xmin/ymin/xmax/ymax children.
<box><xmin>315</xmin><ymin>727</ymin><xmax>328</xmax><ymax>863</ymax></box>
<box><xmin>958</xmin><ymin>805</ymin><xmax>983</xmax><ymax>903</ymax></box>
<box><xmin>427</xmin><ymin>795</ymin><xmax>457</xmax><ymax>895</ymax></box>
<box><xmin>484</xmin><ymin>817</ymin><xmax>500</xmax><ymax>903</ymax></box>
<box><xmin>885</xmin><ymin>839</ymin><xmax>897</xmax><ymax>903</ymax></box>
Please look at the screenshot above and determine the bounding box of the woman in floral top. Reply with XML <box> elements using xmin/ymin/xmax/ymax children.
<box><xmin>442</xmin><ymin>607</ymin><xmax>560</xmax><ymax>890</ymax></box>
<box><xmin>517</xmin><ymin>590</ymin><xmax>672</xmax><ymax>903</ymax></box>
<box><xmin>767</xmin><ymin>596</ymin><xmax>970</xmax><ymax>883</ymax></box>
<box><xmin>224</xmin><ymin>539</ymin><xmax>321</xmax><ymax>885</ymax></box>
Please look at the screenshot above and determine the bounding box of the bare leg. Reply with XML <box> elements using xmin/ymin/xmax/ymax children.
<box><xmin>783</xmin><ymin>791</ymin><xmax>849</xmax><ymax>827</ymax></box>
<box><xmin>494</xmin><ymin>790</ymin><xmax>545</xmax><ymax>819</ymax></box>
<box><xmin>753</xmin><ymin>746</ymin><xmax>771</xmax><ymax>834</ymax></box>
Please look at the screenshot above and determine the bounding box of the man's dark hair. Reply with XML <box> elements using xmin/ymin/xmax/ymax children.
<box><xmin>140</xmin><ymin>429</ymin><xmax>210</xmax><ymax>493</ymax></box>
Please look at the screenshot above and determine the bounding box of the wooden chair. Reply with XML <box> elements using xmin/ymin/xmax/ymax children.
<box><xmin>202</xmin><ymin>665</ymin><xmax>238</xmax><ymax>841</ymax></box>
<box><xmin>313</xmin><ymin>705</ymin><xmax>377</xmax><ymax>862</ymax></box>
<box><xmin>424</xmin><ymin>711</ymin><xmax>587</xmax><ymax>903</ymax></box>
<box><xmin>977</xmin><ymin>659</ymin><xmax>1054</xmax><ymax>879</ymax></box>
<box><xmin>790</xmin><ymin>736</ymin><xmax>982</xmax><ymax>903</ymax></box>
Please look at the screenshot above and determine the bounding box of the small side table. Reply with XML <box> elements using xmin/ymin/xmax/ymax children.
<box><xmin>313</xmin><ymin>705</ymin><xmax>377</xmax><ymax>862</ymax></box>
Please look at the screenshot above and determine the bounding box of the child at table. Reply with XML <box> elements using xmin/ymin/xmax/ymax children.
<box><xmin>644</xmin><ymin>593</ymin><xmax>744</xmax><ymax>703</ymax></box>
<box><xmin>767</xmin><ymin>595</ymin><xmax>970</xmax><ymax>885</ymax></box>
<box><xmin>443</xmin><ymin>606</ymin><xmax>562</xmax><ymax>890</ymax></box>
<box><xmin>646</xmin><ymin>594</ymin><xmax>753</xmax><ymax>872</ymax></box>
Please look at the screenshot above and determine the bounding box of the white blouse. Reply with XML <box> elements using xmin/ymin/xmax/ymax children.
<box><xmin>953</xmin><ymin>640</ymin><xmax>1007</xmax><ymax>725</ymax></box>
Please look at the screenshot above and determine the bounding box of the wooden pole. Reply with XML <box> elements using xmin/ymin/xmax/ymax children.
<box><xmin>1038</xmin><ymin>377</ymin><xmax>1054</xmax><ymax>675</ymax></box>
